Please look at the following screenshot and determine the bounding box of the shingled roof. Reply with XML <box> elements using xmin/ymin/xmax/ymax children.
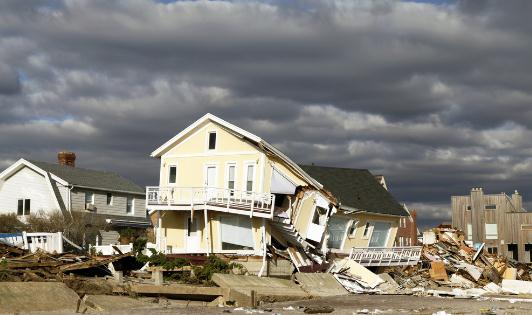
<box><xmin>29</xmin><ymin>160</ymin><xmax>144</xmax><ymax>195</ymax></box>
<box><xmin>299</xmin><ymin>165</ymin><xmax>408</xmax><ymax>216</ymax></box>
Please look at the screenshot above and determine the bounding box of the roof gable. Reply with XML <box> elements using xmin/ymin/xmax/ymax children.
<box><xmin>0</xmin><ymin>159</ymin><xmax>144</xmax><ymax>194</ymax></box>
<box><xmin>299</xmin><ymin>165</ymin><xmax>408</xmax><ymax>217</ymax></box>
<box><xmin>151</xmin><ymin>113</ymin><xmax>261</xmax><ymax>157</ymax></box>
<box><xmin>151</xmin><ymin>113</ymin><xmax>323</xmax><ymax>189</ymax></box>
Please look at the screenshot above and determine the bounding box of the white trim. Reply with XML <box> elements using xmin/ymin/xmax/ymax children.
<box><xmin>259</xmin><ymin>153</ymin><xmax>265</xmax><ymax>193</ymax></box>
<box><xmin>149</xmin><ymin>113</ymin><xmax>322</xmax><ymax>190</ymax></box>
<box><xmin>224</xmin><ymin>162</ymin><xmax>237</xmax><ymax>192</ymax></box>
<box><xmin>242</xmin><ymin>161</ymin><xmax>256</xmax><ymax>192</ymax></box>
<box><xmin>206</xmin><ymin>130</ymin><xmax>217</xmax><ymax>151</ymax></box>
<box><xmin>203</xmin><ymin>163</ymin><xmax>219</xmax><ymax>187</ymax></box>
<box><xmin>152</xmin><ymin>113</ymin><xmax>261</xmax><ymax>157</ymax></box>
<box><xmin>0</xmin><ymin>159</ymin><xmax>69</xmax><ymax>186</ymax></box>
<box><xmin>126</xmin><ymin>197</ymin><xmax>135</xmax><ymax>215</ymax></box>
<box><xmin>163</xmin><ymin>151</ymin><xmax>259</xmax><ymax>158</ymax></box>
<box><xmin>167</xmin><ymin>164</ymin><xmax>178</xmax><ymax>186</ymax></box>
<box><xmin>366</xmin><ymin>220</ymin><xmax>392</xmax><ymax>247</ymax></box>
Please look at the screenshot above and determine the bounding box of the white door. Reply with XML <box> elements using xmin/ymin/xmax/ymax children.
<box><xmin>186</xmin><ymin>216</ymin><xmax>201</xmax><ymax>252</ymax></box>
<box><xmin>205</xmin><ymin>166</ymin><xmax>216</xmax><ymax>200</ymax></box>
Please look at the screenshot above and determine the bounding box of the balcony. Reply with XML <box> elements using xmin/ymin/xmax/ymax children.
<box><xmin>146</xmin><ymin>186</ymin><xmax>275</xmax><ymax>218</ymax></box>
<box><xmin>348</xmin><ymin>246</ymin><xmax>422</xmax><ymax>267</ymax></box>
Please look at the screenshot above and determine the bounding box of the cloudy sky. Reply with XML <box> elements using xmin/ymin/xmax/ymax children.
<box><xmin>1</xmin><ymin>0</ymin><xmax>532</xmax><ymax>229</ymax></box>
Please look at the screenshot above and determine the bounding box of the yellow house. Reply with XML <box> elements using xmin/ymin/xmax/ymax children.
<box><xmin>146</xmin><ymin>114</ymin><xmax>336</xmax><ymax>273</ymax></box>
<box><xmin>299</xmin><ymin>165</ymin><xmax>410</xmax><ymax>261</ymax></box>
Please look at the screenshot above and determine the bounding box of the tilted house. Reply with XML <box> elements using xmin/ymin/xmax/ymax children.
<box><xmin>0</xmin><ymin>153</ymin><xmax>149</xmax><ymax>245</ymax></box>
<box><xmin>146</xmin><ymin>113</ymin><xmax>336</xmax><ymax>274</ymax></box>
<box><xmin>299</xmin><ymin>165</ymin><xmax>409</xmax><ymax>257</ymax></box>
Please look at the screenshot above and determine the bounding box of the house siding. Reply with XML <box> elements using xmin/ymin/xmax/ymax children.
<box><xmin>71</xmin><ymin>188</ymin><xmax>145</xmax><ymax>218</ymax></box>
<box><xmin>0</xmin><ymin>166</ymin><xmax>58</xmax><ymax>215</ymax></box>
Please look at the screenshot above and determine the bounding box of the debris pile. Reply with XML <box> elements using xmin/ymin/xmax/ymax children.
<box><xmin>380</xmin><ymin>228</ymin><xmax>532</xmax><ymax>297</ymax></box>
<box><xmin>0</xmin><ymin>241</ymin><xmax>133</xmax><ymax>282</ymax></box>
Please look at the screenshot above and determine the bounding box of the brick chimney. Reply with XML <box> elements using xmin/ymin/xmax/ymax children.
<box><xmin>58</xmin><ymin>151</ymin><xmax>76</xmax><ymax>167</ymax></box>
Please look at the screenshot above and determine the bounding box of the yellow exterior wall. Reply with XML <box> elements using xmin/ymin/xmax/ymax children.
<box><xmin>157</xmin><ymin>210</ymin><xmax>269</xmax><ymax>253</ymax></box>
<box><xmin>158</xmin><ymin>120</ymin><xmax>312</xmax><ymax>194</ymax></box>
<box><xmin>333</xmin><ymin>213</ymin><xmax>399</xmax><ymax>250</ymax></box>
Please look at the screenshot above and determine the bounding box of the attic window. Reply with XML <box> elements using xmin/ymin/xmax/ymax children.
<box><xmin>208</xmin><ymin>132</ymin><xmax>217</xmax><ymax>150</ymax></box>
<box><xmin>485</xmin><ymin>204</ymin><xmax>496</xmax><ymax>210</ymax></box>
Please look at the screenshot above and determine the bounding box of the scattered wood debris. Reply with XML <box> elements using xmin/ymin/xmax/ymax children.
<box><xmin>0</xmin><ymin>241</ymin><xmax>133</xmax><ymax>282</ymax></box>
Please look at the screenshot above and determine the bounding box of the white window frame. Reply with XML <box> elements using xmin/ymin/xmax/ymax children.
<box><xmin>362</xmin><ymin>222</ymin><xmax>372</xmax><ymax>239</ymax></box>
<box><xmin>168</xmin><ymin>164</ymin><xmax>177</xmax><ymax>185</ymax></box>
<box><xmin>243</xmin><ymin>161</ymin><xmax>256</xmax><ymax>193</ymax></box>
<box><xmin>17</xmin><ymin>198</ymin><xmax>31</xmax><ymax>216</ymax></box>
<box><xmin>206</xmin><ymin>130</ymin><xmax>217</xmax><ymax>151</ymax></box>
<box><xmin>348</xmin><ymin>219</ymin><xmax>358</xmax><ymax>237</ymax></box>
<box><xmin>126</xmin><ymin>197</ymin><xmax>135</xmax><ymax>215</ymax></box>
<box><xmin>217</xmin><ymin>214</ymin><xmax>257</xmax><ymax>254</ymax></box>
<box><xmin>106</xmin><ymin>193</ymin><xmax>113</xmax><ymax>206</ymax></box>
<box><xmin>225</xmin><ymin>162</ymin><xmax>237</xmax><ymax>195</ymax></box>
<box><xmin>366</xmin><ymin>220</ymin><xmax>391</xmax><ymax>247</ymax></box>
<box><xmin>85</xmin><ymin>191</ymin><xmax>94</xmax><ymax>204</ymax></box>
<box><xmin>467</xmin><ymin>223</ymin><xmax>473</xmax><ymax>240</ymax></box>
<box><xmin>327</xmin><ymin>215</ymin><xmax>351</xmax><ymax>252</ymax></box>
<box><xmin>203</xmin><ymin>163</ymin><xmax>219</xmax><ymax>187</ymax></box>
<box><xmin>485</xmin><ymin>223</ymin><xmax>498</xmax><ymax>240</ymax></box>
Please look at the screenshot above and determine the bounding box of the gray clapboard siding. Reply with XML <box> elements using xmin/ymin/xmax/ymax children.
<box><xmin>71</xmin><ymin>188</ymin><xmax>145</xmax><ymax>218</ymax></box>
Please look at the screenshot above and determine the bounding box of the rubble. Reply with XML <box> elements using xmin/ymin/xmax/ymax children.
<box><xmin>329</xmin><ymin>227</ymin><xmax>532</xmax><ymax>298</ymax></box>
<box><xmin>0</xmin><ymin>240</ymin><xmax>134</xmax><ymax>282</ymax></box>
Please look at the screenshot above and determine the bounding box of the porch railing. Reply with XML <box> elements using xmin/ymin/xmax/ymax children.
<box><xmin>146</xmin><ymin>186</ymin><xmax>275</xmax><ymax>217</ymax></box>
<box><xmin>0</xmin><ymin>232</ymin><xmax>64</xmax><ymax>253</ymax></box>
<box><xmin>348</xmin><ymin>246</ymin><xmax>422</xmax><ymax>267</ymax></box>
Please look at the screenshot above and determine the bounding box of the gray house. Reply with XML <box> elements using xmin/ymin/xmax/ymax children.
<box><xmin>0</xmin><ymin>152</ymin><xmax>149</xmax><ymax>244</ymax></box>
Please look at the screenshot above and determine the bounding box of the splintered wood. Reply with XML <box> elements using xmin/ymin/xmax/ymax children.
<box><xmin>0</xmin><ymin>241</ymin><xmax>132</xmax><ymax>282</ymax></box>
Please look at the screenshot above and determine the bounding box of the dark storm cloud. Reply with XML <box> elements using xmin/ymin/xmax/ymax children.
<box><xmin>2</xmin><ymin>0</ymin><xmax>532</xmax><ymax>225</ymax></box>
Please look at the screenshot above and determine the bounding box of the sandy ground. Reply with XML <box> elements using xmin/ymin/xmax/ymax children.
<box><xmin>20</xmin><ymin>294</ymin><xmax>532</xmax><ymax>315</ymax></box>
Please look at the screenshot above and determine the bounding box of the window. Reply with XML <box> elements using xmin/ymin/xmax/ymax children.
<box><xmin>363</xmin><ymin>222</ymin><xmax>371</xmax><ymax>238</ymax></box>
<box><xmin>227</xmin><ymin>164</ymin><xmax>235</xmax><ymax>195</ymax></box>
<box><xmin>85</xmin><ymin>192</ymin><xmax>94</xmax><ymax>204</ymax></box>
<box><xmin>467</xmin><ymin>224</ymin><xmax>472</xmax><ymax>240</ymax></box>
<box><xmin>485</xmin><ymin>204</ymin><xmax>497</xmax><ymax>210</ymax></box>
<box><xmin>245</xmin><ymin>164</ymin><xmax>254</xmax><ymax>192</ymax></box>
<box><xmin>487</xmin><ymin>247</ymin><xmax>498</xmax><ymax>255</ymax></box>
<box><xmin>126</xmin><ymin>197</ymin><xmax>134</xmax><ymax>214</ymax></box>
<box><xmin>208</xmin><ymin>132</ymin><xmax>216</xmax><ymax>150</ymax></box>
<box><xmin>17</xmin><ymin>199</ymin><xmax>30</xmax><ymax>215</ymax></box>
<box><xmin>312</xmin><ymin>206</ymin><xmax>327</xmax><ymax>225</ymax></box>
<box><xmin>485</xmin><ymin>223</ymin><xmax>498</xmax><ymax>239</ymax></box>
<box><xmin>17</xmin><ymin>199</ymin><xmax>23</xmax><ymax>215</ymax></box>
<box><xmin>106</xmin><ymin>193</ymin><xmax>113</xmax><ymax>206</ymax></box>
<box><xmin>348</xmin><ymin>220</ymin><xmax>358</xmax><ymax>236</ymax></box>
<box><xmin>399</xmin><ymin>217</ymin><xmax>407</xmax><ymax>228</ymax></box>
<box><xmin>327</xmin><ymin>217</ymin><xmax>350</xmax><ymax>249</ymax></box>
<box><xmin>466</xmin><ymin>206</ymin><xmax>471</xmax><ymax>210</ymax></box>
<box><xmin>168</xmin><ymin>165</ymin><xmax>177</xmax><ymax>184</ymax></box>
<box><xmin>220</xmin><ymin>216</ymin><xmax>254</xmax><ymax>250</ymax></box>
<box><xmin>368</xmin><ymin>222</ymin><xmax>391</xmax><ymax>247</ymax></box>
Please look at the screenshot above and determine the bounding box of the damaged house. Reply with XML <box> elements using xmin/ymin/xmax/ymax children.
<box><xmin>299</xmin><ymin>165</ymin><xmax>416</xmax><ymax>266</ymax></box>
<box><xmin>146</xmin><ymin>113</ymin><xmax>336</xmax><ymax>274</ymax></box>
<box><xmin>0</xmin><ymin>153</ymin><xmax>150</xmax><ymax>245</ymax></box>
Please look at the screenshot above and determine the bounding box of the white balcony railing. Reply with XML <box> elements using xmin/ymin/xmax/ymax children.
<box><xmin>348</xmin><ymin>246</ymin><xmax>422</xmax><ymax>267</ymax></box>
<box><xmin>146</xmin><ymin>186</ymin><xmax>275</xmax><ymax>217</ymax></box>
